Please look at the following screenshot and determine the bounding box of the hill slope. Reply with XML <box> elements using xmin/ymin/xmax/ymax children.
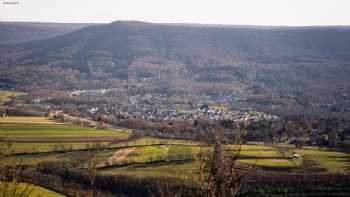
<box><xmin>0</xmin><ymin>22</ymin><xmax>93</xmax><ymax>44</ymax></box>
<box><xmin>1</xmin><ymin>21</ymin><xmax>350</xmax><ymax>113</ymax></box>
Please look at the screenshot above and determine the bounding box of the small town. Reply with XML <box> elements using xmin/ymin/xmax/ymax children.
<box><xmin>1</xmin><ymin>2</ymin><xmax>350</xmax><ymax>196</ymax></box>
<box><xmin>68</xmin><ymin>89</ymin><xmax>278</xmax><ymax>122</ymax></box>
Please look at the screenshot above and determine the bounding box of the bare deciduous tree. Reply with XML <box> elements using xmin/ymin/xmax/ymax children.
<box><xmin>73</xmin><ymin>143</ymin><xmax>102</xmax><ymax>197</ymax></box>
<box><xmin>0</xmin><ymin>139</ymin><xmax>34</xmax><ymax>197</ymax></box>
<box><xmin>192</xmin><ymin>123</ymin><xmax>251</xmax><ymax>197</ymax></box>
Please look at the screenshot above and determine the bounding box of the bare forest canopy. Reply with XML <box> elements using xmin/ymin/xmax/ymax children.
<box><xmin>0</xmin><ymin>21</ymin><xmax>350</xmax><ymax>114</ymax></box>
<box><xmin>0</xmin><ymin>22</ymin><xmax>95</xmax><ymax>44</ymax></box>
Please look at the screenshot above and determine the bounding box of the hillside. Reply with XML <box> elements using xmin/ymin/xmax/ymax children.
<box><xmin>0</xmin><ymin>21</ymin><xmax>350</xmax><ymax>113</ymax></box>
<box><xmin>0</xmin><ymin>22</ymin><xmax>93</xmax><ymax>44</ymax></box>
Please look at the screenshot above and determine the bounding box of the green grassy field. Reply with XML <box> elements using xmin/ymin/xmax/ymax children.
<box><xmin>0</xmin><ymin>142</ymin><xmax>111</xmax><ymax>154</ymax></box>
<box><xmin>110</xmin><ymin>136</ymin><xmax>201</xmax><ymax>148</ymax></box>
<box><xmin>97</xmin><ymin>141</ymin><xmax>349</xmax><ymax>177</ymax></box>
<box><xmin>0</xmin><ymin>125</ymin><xmax>125</xmax><ymax>136</ymax></box>
<box><xmin>1</xmin><ymin>116</ymin><xmax>350</xmax><ymax>178</ymax></box>
<box><xmin>1</xmin><ymin>152</ymin><xmax>69</xmax><ymax>165</ymax></box>
<box><xmin>0</xmin><ymin>182</ymin><xmax>65</xmax><ymax>197</ymax></box>
<box><xmin>0</xmin><ymin>116</ymin><xmax>62</xmax><ymax>125</ymax></box>
<box><xmin>0</xmin><ymin>116</ymin><xmax>130</xmax><ymax>142</ymax></box>
<box><xmin>237</xmin><ymin>144</ymin><xmax>301</xmax><ymax>167</ymax></box>
<box><xmin>100</xmin><ymin>161</ymin><xmax>194</xmax><ymax>178</ymax></box>
<box><xmin>0</xmin><ymin>91</ymin><xmax>25</xmax><ymax>105</ymax></box>
<box><xmin>127</xmin><ymin>146</ymin><xmax>170</xmax><ymax>162</ymax></box>
<box><xmin>98</xmin><ymin>143</ymin><xmax>301</xmax><ymax>177</ymax></box>
<box><xmin>29</xmin><ymin>185</ymin><xmax>65</xmax><ymax>197</ymax></box>
<box><xmin>1</xmin><ymin>148</ymin><xmax>115</xmax><ymax>166</ymax></box>
<box><xmin>295</xmin><ymin>147</ymin><xmax>350</xmax><ymax>173</ymax></box>
<box><xmin>5</xmin><ymin>141</ymin><xmax>348</xmax><ymax>177</ymax></box>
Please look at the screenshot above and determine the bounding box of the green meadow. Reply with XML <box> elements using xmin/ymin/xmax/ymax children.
<box><xmin>1</xmin><ymin>116</ymin><xmax>350</xmax><ymax>178</ymax></box>
<box><xmin>295</xmin><ymin>147</ymin><xmax>350</xmax><ymax>173</ymax></box>
<box><xmin>0</xmin><ymin>91</ymin><xmax>25</xmax><ymax>105</ymax></box>
<box><xmin>0</xmin><ymin>182</ymin><xmax>65</xmax><ymax>197</ymax></box>
<box><xmin>0</xmin><ymin>116</ymin><xmax>130</xmax><ymax>142</ymax></box>
<box><xmin>0</xmin><ymin>142</ymin><xmax>111</xmax><ymax>154</ymax></box>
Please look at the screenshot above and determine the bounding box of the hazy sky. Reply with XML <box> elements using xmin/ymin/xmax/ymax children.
<box><xmin>1</xmin><ymin>0</ymin><xmax>350</xmax><ymax>26</ymax></box>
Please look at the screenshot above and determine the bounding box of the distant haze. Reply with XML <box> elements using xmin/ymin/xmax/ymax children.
<box><xmin>1</xmin><ymin>0</ymin><xmax>350</xmax><ymax>26</ymax></box>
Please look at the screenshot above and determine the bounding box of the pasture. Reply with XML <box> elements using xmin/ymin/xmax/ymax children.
<box><xmin>98</xmin><ymin>143</ymin><xmax>301</xmax><ymax>177</ymax></box>
<box><xmin>0</xmin><ymin>116</ymin><xmax>130</xmax><ymax>142</ymax></box>
<box><xmin>100</xmin><ymin>161</ymin><xmax>194</xmax><ymax>178</ymax></box>
<box><xmin>99</xmin><ymin>142</ymin><xmax>350</xmax><ymax>177</ymax></box>
<box><xmin>0</xmin><ymin>91</ymin><xmax>25</xmax><ymax>105</ymax></box>
<box><xmin>29</xmin><ymin>184</ymin><xmax>65</xmax><ymax>197</ymax></box>
<box><xmin>0</xmin><ymin>116</ymin><xmax>62</xmax><ymax>125</ymax></box>
<box><xmin>1</xmin><ymin>116</ymin><xmax>350</xmax><ymax>179</ymax></box>
<box><xmin>0</xmin><ymin>182</ymin><xmax>65</xmax><ymax>197</ymax></box>
<box><xmin>109</xmin><ymin>136</ymin><xmax>201</xmax><ymax>148</ymax></box>
<box><xmin>0</xmin><ymin>142</ymin><xmax>111</xmax><ymax>154</ymax></box>
<box><xmin>295</xmin><ymin>147</ymin><xmax>350</xmax><ymax>173</ymax></box>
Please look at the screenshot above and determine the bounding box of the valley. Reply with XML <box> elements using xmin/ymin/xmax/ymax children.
<box><xmin>0</xmin><ymin>20</ymin><xmax>350</xmax><ymax>196</ymax></box>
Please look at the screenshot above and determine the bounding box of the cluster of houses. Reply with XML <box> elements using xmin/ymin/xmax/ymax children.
<box><xmin>70</xmin><ymin>88</ymin><xmax>114</xmax><ymax>97</ymax></box>
<box><xmin>89</xmin><ymin>102</ymin><xmax>278</xmax><ymax>122</ymax></box>
<box><xmin>68</xmin><ymin>89</ymin><xmax>279</xmax><ymax>122</ymax></box>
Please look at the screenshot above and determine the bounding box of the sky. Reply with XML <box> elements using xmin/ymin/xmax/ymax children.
<box><xmin>1</xmin><ymin>0</ymin><xmax>350</xmax><ymax>26</ymax></box>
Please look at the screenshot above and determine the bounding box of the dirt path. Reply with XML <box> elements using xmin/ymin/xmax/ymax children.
<box><xmin>100</xmin><ymin>147</ymin><xmax>136</xmax><ymax>167</ymax></box>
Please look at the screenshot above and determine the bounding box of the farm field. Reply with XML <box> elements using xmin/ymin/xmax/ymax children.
<box><xmin>100</xmin><ymin>161</ymin><xmax>194</xmax><ymax>178</ymax></box>
<box><xmin>1</xmin><ymin>116</ymin><xmax>350</xmax><ymax>179</ymax></box>
<box><xmin>1</xmin><ymin>148</ymin><xmax>116</xmax><ymax>166</ymax></box>
<box><xmin>29</xmin><ymin>184</ymin><xmax>65</xmax><ymax>197</ymax></box>
<box><xmin>0</xmin><ymin>116</ymin><xmax>62</xmax><ymax>125</ymax></box>
<box><xmin>5</xmin><ymin>138</ymin><xmax>349</xmax><ymax>177</ymax></box>
<box><xmin>295</xmin><ymin>147</ymin><xmax>350</xmax><ymax>173</ymax></box>
<box><xmin>110</xmin><ymin>136</ymin><xmax>201</xmax><ymax>148</ymax></box>
<box><xmin>0</xmin><ymin>141</ymin><xmax>111</xmax><ymax>154</ymax></box>
<box><xmin>0</xmin><ymin>116</ymin><xmax>130</xmax><ymax>141</ymax></box>
<box><xmin>98</xmin><ymin>142</ymin><xmax>350</xmax><ymax>177</ymax></box>
<box><xmin>98</xmin><ymin>143</ymin><xmax>301</xmax><ymax>177</ymax></box>
<box><xmin>0</xmin><ymin>91</ymin><xmax>25</xmax><ymax>105</ymax></box>
<box><xmin>0</xmin><ymin>182</ymin><xmax>65</xmax><ymax>197</ymax></box>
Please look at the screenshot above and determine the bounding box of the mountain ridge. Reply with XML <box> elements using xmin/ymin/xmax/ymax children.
<box><xmin>0</xmin><ymin>21</ymin><xmax>95</xmax><ymax>44</ymax></box>
<box><xmin>0</xmin><ymin>21</ymin><xmax>349</xmax><ymax>113</ymax></box>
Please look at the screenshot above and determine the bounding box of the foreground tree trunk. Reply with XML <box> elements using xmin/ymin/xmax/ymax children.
<box><xmin>193</xmin><ymin>123</ymin><xmax>250</xmax><ymax>197</ymax></box>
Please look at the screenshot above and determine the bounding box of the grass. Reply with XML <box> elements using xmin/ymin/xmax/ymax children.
<box><xmin>0</xmin><ymin>142</ymin><xmax>111</xmax><ymax>154</ymax></box>
<box><xmin>29</xmin><ymin>184</ymin><xmax>65</xmax><ymax>197</ymax></box>
<box><xmin>98</xmin><ymin>143</ymin><xmax>301</xmax><ymax>177</ymax></box>
<box><xmin>234</xmin><ymin>143</ymin><xmax>299</xmax><ymax>168</ymax></box>
<box><xmin>1</xmin><ymin>116</ymin><xmax>349</xmax><ymax>176</ymax></box>
<box><xmin>115</xmin><ymin>144</ymin><xmax>195</xmax><ymax>164</ymax></box>
<box><xmin>0</xmin><ymin>125</ymin><xmax>126</xmax><ymax>136</ymax></box>
<box><xmin>295</xmin><ymin>147</ymin><xmax>350</xmax><ymax>173</ymax></box>
<box><xmin>112</xmin><ymin>143</ymin><xmax>298</xmax><ymax>167</ymax></box>
<box><xmin>239</xmin><ymin>158</ymin><xmax>298</xmax><ymax>167</ymax></box>
<box><xmin>1</xmin><ymin>152</ymin><xmax>69</xmax><ymax>166</ymax></box>
<box><xmin>0</xmin><ymin>116</ymin><xmax>129</xmax><ymax>165</ymax></box>
<box><xmin>0</xmin><ymin>91</ymin><xmax>25</xmax><ymax>105</ymax></box>
<box><xmin>127</xmin><ymin>146</ymin><xmax>170</xmax><ymax>162</ymax></box>
<box><xmin>5</xmin><ymin>141</ymin><xmax>348</xmax><ymax>175</ymax></box>
<box><xmin>240</xmin><ymin>144</ymin><xmax>275</xmax><ymax>151</ymax></box>
<box><xmin>0</xmin><ymin>116</ymin><xmax>130</xmax><ymax>141</ymax></box>
<box><xmin>0</xmin><ymin>116</ymin><xmax>62</xmax><ymax>125</ymax></box>
<box><xmin>99</xmin><ymin>156</ymin><xmax>300</xmax><ymax>178</ymax></box>
<box><xmin>99</xmin><ymin>161</ymin><xmax>194</xmax><ymax>178</ymax></box>
<box><xmin>240</xmin><ymin>150</ymin><xmax>281</xmax><ymax>158</ymax></box>
<box><xmin>110</xmin><ymin>136</ymin><xmax>201</xmax><ymax>148</ymax></box>
<box><xmin>168</xmin><ymin>145</ymin><xmax>192</xmax><ymax>155</ymax></box>
<box><xmin>99</xmin><ymin>142</ymin><xmax>298</xmax><ymax>177</ymax></box>
<box><xmin>1</xmin><ymin>149</ymin><xmax>115</xmax><ymax>166</ymax></box>
<box><xmin>0</xmin><ymin>182</ymin><xmax>65</xmax><ymax>197</ymax></box>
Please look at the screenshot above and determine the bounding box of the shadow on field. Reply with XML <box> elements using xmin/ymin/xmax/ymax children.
<box><xmin>99</xmin><ymin>159</ymin><xmax>192</xmax><ymax>170</ymax></box>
